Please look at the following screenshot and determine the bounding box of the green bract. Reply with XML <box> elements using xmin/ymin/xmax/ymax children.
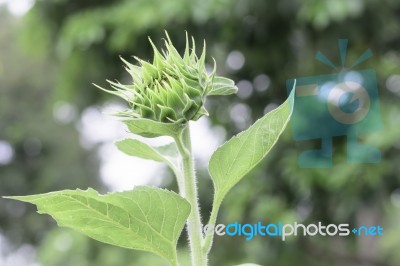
<box><xmin>95</xmin><ymin>32</ymin><xmax>237</xmax><ymax>123</ymax></box>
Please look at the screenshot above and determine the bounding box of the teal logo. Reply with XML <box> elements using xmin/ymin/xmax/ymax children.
<box><xmin>286</xmin><ymin>40</ymin><xmax>382</xmax><ymax>168</ymax></box>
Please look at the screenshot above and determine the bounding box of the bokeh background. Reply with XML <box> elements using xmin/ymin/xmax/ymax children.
<box><xmin>1</xmin><ymin>0</ymin><xmax>400</xmax><ymax>265</ymax></box>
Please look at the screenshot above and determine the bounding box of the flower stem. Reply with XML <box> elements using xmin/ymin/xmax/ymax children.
<box><xmin>175</xmin><ymin>124</ymin><xmax>207</xmax><ymax>266</ymax></box>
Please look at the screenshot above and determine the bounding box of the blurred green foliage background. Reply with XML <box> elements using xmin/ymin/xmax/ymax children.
<box><xmin>1</xmin><ymin>0</ymin><xmax>400</xmax><ymax>265</ymax></box>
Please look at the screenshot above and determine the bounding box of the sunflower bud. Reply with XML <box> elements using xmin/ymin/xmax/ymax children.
<box><xmin>95</xmin><ymin>32</ymin><xmax>237</xmax><ymax>124</ymax></box>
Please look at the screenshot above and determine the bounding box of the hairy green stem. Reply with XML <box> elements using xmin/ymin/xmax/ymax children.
<box><xmin>172</xmin><ymin>252</ymin><xmax>179</xmax><ymax>266</ymax></box>
<box><xmin>202</xmin><ymin>196</ymin><xmax>221</xmax><ymax>255</ymax></box>
<box><xmin>175</xmin><ymin>124</ymin><xmax>207</xmax><ymax>266</ymax></box>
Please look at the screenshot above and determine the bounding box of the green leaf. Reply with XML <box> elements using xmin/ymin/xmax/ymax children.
<box><xmin>209</xmin><ymin>89</ymin><xmax>295</xmax><ymax>203</ymax></box>
<box><xmin>116</xmin><ymin>139</ymin><xmax>177</xmax><ymax>162</ymax></box>
<box><xmin>5</xmin><ymin>186</ymin><xmax>190</xmax><ymax>265</ymax></box>
<box><xmin>115</xmin><ymin>139</ymin><xmax>179</xmax><ymax>177</ymax></box>
<box><xmin>208</xmin><ymin>76</ymin><xmax>238</xmax><ymax>96</ymax></box>
<box><xmin>124</xmin><ymin>118</ymin><xmax>185</xmax><ymax>138</ymax></box>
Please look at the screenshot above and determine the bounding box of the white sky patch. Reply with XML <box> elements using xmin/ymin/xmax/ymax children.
<box><xmin>0</xmin><ymin>0</ymin><xmax>35</xmax><ymax>17</ymax></box>
<box><xmin>98</xmin><ymin>143</ymin><xmax>167</xmax><ymax>192</ymax></box>
<box><xmin>77</xmin><ymin>102</ymin><xmax>225</xmax><ymax>192</ymax></box>
<box><xmin>77</xmin><ymin>103</ymin><xmax>127</xmax><ymax>149</ymax></box>
<box><xmin>53</xmin><ymin>101</ymin><xmax>78</xmax><ymax>124</ymax></box>
<box><xmin>0</xmin><ymin>234</ymin><xmax>39</xmax><ymax>266</ymax></box>
<box><xmin>190</xmin><ymin>118</ymin><xmax>226</xmax><ymax>167</ymax></box>
<box><xmin>226</xmin><ymin>50</ymin><xmax>245</xmax><ymax>71</ymax></box>
<box><xmin>0</xmin><ymin>140</ymin><xmax>14</xmax><ymax>165</ymax></box>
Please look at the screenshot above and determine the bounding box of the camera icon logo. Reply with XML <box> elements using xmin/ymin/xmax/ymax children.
<box><xmin>286</xmin><ymin>40</ymin><xmax>382</xmax><ymax>168</ymax></box>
